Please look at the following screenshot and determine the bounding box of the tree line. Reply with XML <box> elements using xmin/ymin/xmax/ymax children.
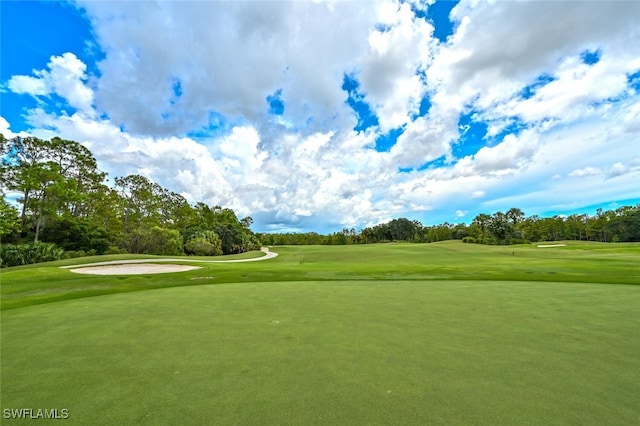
<box><xmin>2</xmin><ymin>134</ymin><xmax>638</xmax><ymax>267</ymax></box>
<box><xmin>0</xmin><ymin>135</ymin><xmax>259</xmax><ymax>266</ymax></box>
<box><xmin>258</xmin><ymin>206</ymin><xmax>640</xmax><ymax>246</ymax></box>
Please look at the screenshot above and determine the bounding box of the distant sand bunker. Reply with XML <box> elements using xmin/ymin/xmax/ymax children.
<box><xmin>537</xmin><ymin>244</ymin><xmax>567</xmax><ymax>248</ymax></box>
<box><xmin>69</xmin><ymin>264</ymin><xmax>201</xmax><ymax>275</ymax></box>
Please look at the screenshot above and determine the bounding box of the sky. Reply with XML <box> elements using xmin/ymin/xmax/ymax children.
<box><xmin>1</xmin><ymin>0</ymin><xmax>639</xmax><ymax>233</ymax></box>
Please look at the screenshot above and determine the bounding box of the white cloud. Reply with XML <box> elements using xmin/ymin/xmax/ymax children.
<box><xmin>622</xmin><ymin>101</ymin><xmax>640</xmax><ymax>133</ymax></box>
<box><xmin>359</xmin><ymin>1</ymin><xmax>435</xmax><ymax>132</ymax></box>
<box><xmin>389</xmin><ymin>109</ymin><xmax>456</xmax><ymax>168</ymax></box>
<box><xmin>427</xmin><ymin>0</ymin><xmax>640</xmax><ymax>136</ymax></box>
<box><xmin>444</xmin><ymin>0</ymin><xmax>640</xmax><ymax>89</ymax></box>
<box><xmin>6</xmin><ymin>53</ymin><xmax>94</xmax><ymax>114</ymax></box>
<box><xmin>77</xmin><ymin>0</ymin><xmax>382</xmax><ymax>136</ymax></box>
<box><xmin>0</xmin><ymin>117</ymin><xmax>30</xmax><ymax>139</ymax></box>
<box><xmin>569</xmin><ymin>167</ymin><xmax>602</xmax><ymax>178</ymax></box>
<box><xmin>4</xmin><ymin>0</ymin><xmax>640</xmax><ymax>231</ymax></box>
<box><xmin>6</xmin><ymin>76</ymin><xmax>48</xmax><ymax>96</ymax></box>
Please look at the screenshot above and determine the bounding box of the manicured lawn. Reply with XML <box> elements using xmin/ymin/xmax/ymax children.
<box><xmin>1</xmin><ymin>242</ymin><xmax>639</xmax><ymax>424</ymax></box>
<box><xmin>2</xmin><ymin>241</ymin><xmax>639</xmax><ymax>311</ymax></box>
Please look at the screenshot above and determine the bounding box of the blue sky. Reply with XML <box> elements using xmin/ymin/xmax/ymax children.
<box><xmin>2</xmin><ymin>0</ymin><xmax>639</xmax><ymax>233</ymax></box>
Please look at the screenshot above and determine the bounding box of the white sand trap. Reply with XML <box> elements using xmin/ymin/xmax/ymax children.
<box><xmin>69</xmin><ymin>264</ymin><xmax>201</xmax><ymax>275</ymax></box>
<box><xmin>537</xmin><ymin>244</ymin><xmax>567</xmax><ymax>248</ymax></box>
<box><xmin>62</xmin><ymin>247</ymin><xmax>277</xmax><ymax>275</ymax></box>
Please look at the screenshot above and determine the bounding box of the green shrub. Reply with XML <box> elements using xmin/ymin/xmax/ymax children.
<box><xmin>104</xmin><ymin>246</ymin><xmax>127</xmax><ymax>255</ymax></box>
<box><xmin>63</xmin><ymin>250</ymin><xmax>85</xmax><ymax>259</ymax></box>
<box><xmin>119</xmin><ymin>227</ymin><xmax>184</xmax><ymax>255</ymax></box>
<box><xmin>479</xmin><ymin>238</ymin><xmax>498</xmax><ymax>245</ymax></box>
<box><xmin>184</xmin><ymin>236</ymin><xmax>222</xmax><ymax>256</ymax></box>
<box><xmin>40</xmin><ymin>217</ymin><xmax>109</xmax><ymax>254</ymax></box>
<box><xmin>1</xmin><ymin>242</ymin><xmax>64</xmax><ymax>268</ymax></box>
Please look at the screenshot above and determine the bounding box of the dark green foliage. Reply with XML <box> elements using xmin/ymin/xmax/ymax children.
<box><xmin>261</xmin><ymin>205</ymin><xmax>640</xmax><ymax>246</ymax></box>
<box><xmin>187</xmin><ymin>206</ymin><xmax>260</xmax><ymax>254</ymax></box>
<box><xmin>63</xmin><ymin>249</ymin><xmax>100</xmax><ymax>259</ymax></box>
<box><xmin>0</xmin><ymin>242</ymin><xmax>64</xmax><ymax>267</ymax></box>
<box><xmin>464</xmin><ymin>206</ymin><xmax>640</xmax><ymax>245</ymax></box>
<box><xmin>260</xmin><ymin>204</ymin><xmax>640</xmax><ymax>247</ymax></box>
<box><xmin>515</xmin><ymin>206</ymin><xmax>640</xmax><ymax>243</ymax></box>
<box><xmin>263</xmin><ymin>221</ymin><xmax>461</xmax><ymax>245</ymax></box>
<box><xmin>119</xmin><ymin>226</ymin><xmax>184</xmax><ymax>255</ymax></box>
<box><xmin>104</xmin><ymin>246</ymin><xmax>128</xmax><ymax>255</ymax></box>
<box><xmin>388</xmin><ymin>218</ymin><xmax>418</xmax><ymax>240</ymax></box>
<box><xmin>0</xmin><ymin>134</ymin><xmax>261</xmax><ymax>262</ymax></box>
<box><xmin>184</xmin><ymin>237</ymin><xmax>222</xmax><ymax>256</ymax></box>
<box><xmin>184</xmin><ymin>230</ymin><xmax>223</xmax><ymax>256</ymax></box>
<box><xmin>1</xmin><ymin>136</ymin><xmax>108</xmax><ymax>242</ymax></box>
<box><xmin>3</xmin><ymin>134</ymin><xmax>638</xmax><ymax>256</ymax></box>
<box><xmin>40</xmin><ymin>216</ymin><xmax>109</xmax><ymax>254</ymax></box>
<box><xmin>0</xmin><ymin>198</ymin><xmax>21</xmax><ymax>242</ymax></box>
<box><xmin>257</xmin><ymin>231</ymin><xmax>327</xmax><ymax>245</ymax></box>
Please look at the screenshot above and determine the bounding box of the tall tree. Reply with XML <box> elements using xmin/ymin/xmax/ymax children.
<box><xmin>114</xmin><ymin>174</ymin><xmax>163</xmax><ymax>232</ymax></box>
<box><xmin>0</xmin><ymin>197</ymin><xmax>21</xmax><ymax>242</ymax></box>
<box><xmin>1</xmin><ymin>136</ymin><xmax>51</xmax><ymax>229</ymax></box>
<box><xmin>1</xmin><ymin>136</ymin><xmax>109</xmax><ymax>240</ymax></box>
<box><xmin>471</xmin><ymin>213</ymin><xmax>491</xmax><ymax>241</ymax></box>
<box><xmin>47</xmin><ymin>137</ymin><xmax>107</xmax><ymax>218</ymax></box>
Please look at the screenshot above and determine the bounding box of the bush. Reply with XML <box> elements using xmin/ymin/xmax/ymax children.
<box><xmin>184</xmin><ymin>232</ymin><xmax>222</xmax><ymax>256</ymax></box>
<box><xmin>40</xmin><ymin>217</ymin><xmax>109</xmax><ymax>254</ymax></box>
<box><xmin>478</xmin><ymin>238</ymin><xmax>498</xmax><ymax>245</ymax></box>
<box><xmin>63</xmin><ymin>250</ymin><xmax>86</xmax><ymax>259</ymax></box>
<box><xmin>120</xmin><ymin>227</ymin><xmax>184</xmax><ymax>255</ymax></box>
<box><xmin>104</xmin><ymin>246</ymin><xmax>127</xmax><ymax>255</ymax></box>
<box><xmin>462</xmin><ymin>236</ymin><xmax>476</xmax><ymax>244</ymax></box>
<box><xmin>1</xmin><ymin>242</ymin><xmax>64</xmax><ymax>268</ymax></box>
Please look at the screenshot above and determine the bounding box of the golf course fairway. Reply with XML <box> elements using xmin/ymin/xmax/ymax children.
<box><xmin>1</xmin><ymin>241</ymin><xmax>639</xmax><ymax>424</ymax></box>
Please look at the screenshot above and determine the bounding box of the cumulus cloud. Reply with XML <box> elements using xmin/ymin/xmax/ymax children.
<box><xmin>75</xmin><ymin>0</ymin><xmax>383</xmax><ymax>136</ymax></box>
<box><xmin>7</xmin><ymin>52</ymin><xmax>94</xmax><ymax>114</ymax></box>
<box><xmin>443</xmin><ymin>0</ymin><xmax>640</xmax><ymax>91</ymax></box>
<box><xmin>0</xmin><ymin>117</ymin><xmax>30</xmax><ymax>139</ymax></box>
<box><xmin>3</xmin><ymin>0</ymin><xmax>640</xmax><ymax>231</ymax></box>
<box><xmin>359</xmin><ymin>1</ymin><xmax>435</xmax><ymax>132</ymax></box>
<box><xmin>389</xmin><ymin>107</ymin><xmax>457</xmax><ymax>168</ymax></box>
<box><xmin>6</xmin><ymin>76</ymin><xmax>48</xmax><ymax>96</ymax></box>
<box><xmin>428</xmin><ymin>0</ymin><xmax>640</xmax><ymax>136</ymax></box>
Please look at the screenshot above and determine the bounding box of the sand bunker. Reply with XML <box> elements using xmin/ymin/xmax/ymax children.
<box><xmin>537</xmin><ymin>244</ymin><xmax>567</xmax><ymax>248</ymax></box>
<box><xmin>69</xmin><ymin>264</ymin><xmax>201</xmax><ymax>275</ymax></box>
<box><xmin>63</xmin><ymin>247</ymin><xmax>277</xmax><ymax>275</ymax></box>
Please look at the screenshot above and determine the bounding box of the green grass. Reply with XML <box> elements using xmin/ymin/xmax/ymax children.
<box><xmin>1</xmin><ymin>241</ymin><xmax>639</xmax><ymax>424</ymax></box>
<box><xmin>2</xmin><ymin>241</ymin><xmax>639</xmax><ymax>311</ymax></box>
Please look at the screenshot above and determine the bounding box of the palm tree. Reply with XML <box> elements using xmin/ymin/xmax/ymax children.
<box><xmin>472</xmin><ymin>213</ymin><xmax>491</xmax><ymax>240</ymax></box>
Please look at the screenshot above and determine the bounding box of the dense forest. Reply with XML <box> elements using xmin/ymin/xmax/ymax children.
<box><xmin>1</xmin><ymin>135</ymin><xmax>639</xmax><ymax>267</ymax></box>
<box><xmin>258</xmin><ymin>206</ymin><xmax>640</xmax><ymax>246</ymax></box>
<box><xmin>0</xmin><ymin>135</ymin><xmax>260</xmax><ymax>266</ymax></box>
